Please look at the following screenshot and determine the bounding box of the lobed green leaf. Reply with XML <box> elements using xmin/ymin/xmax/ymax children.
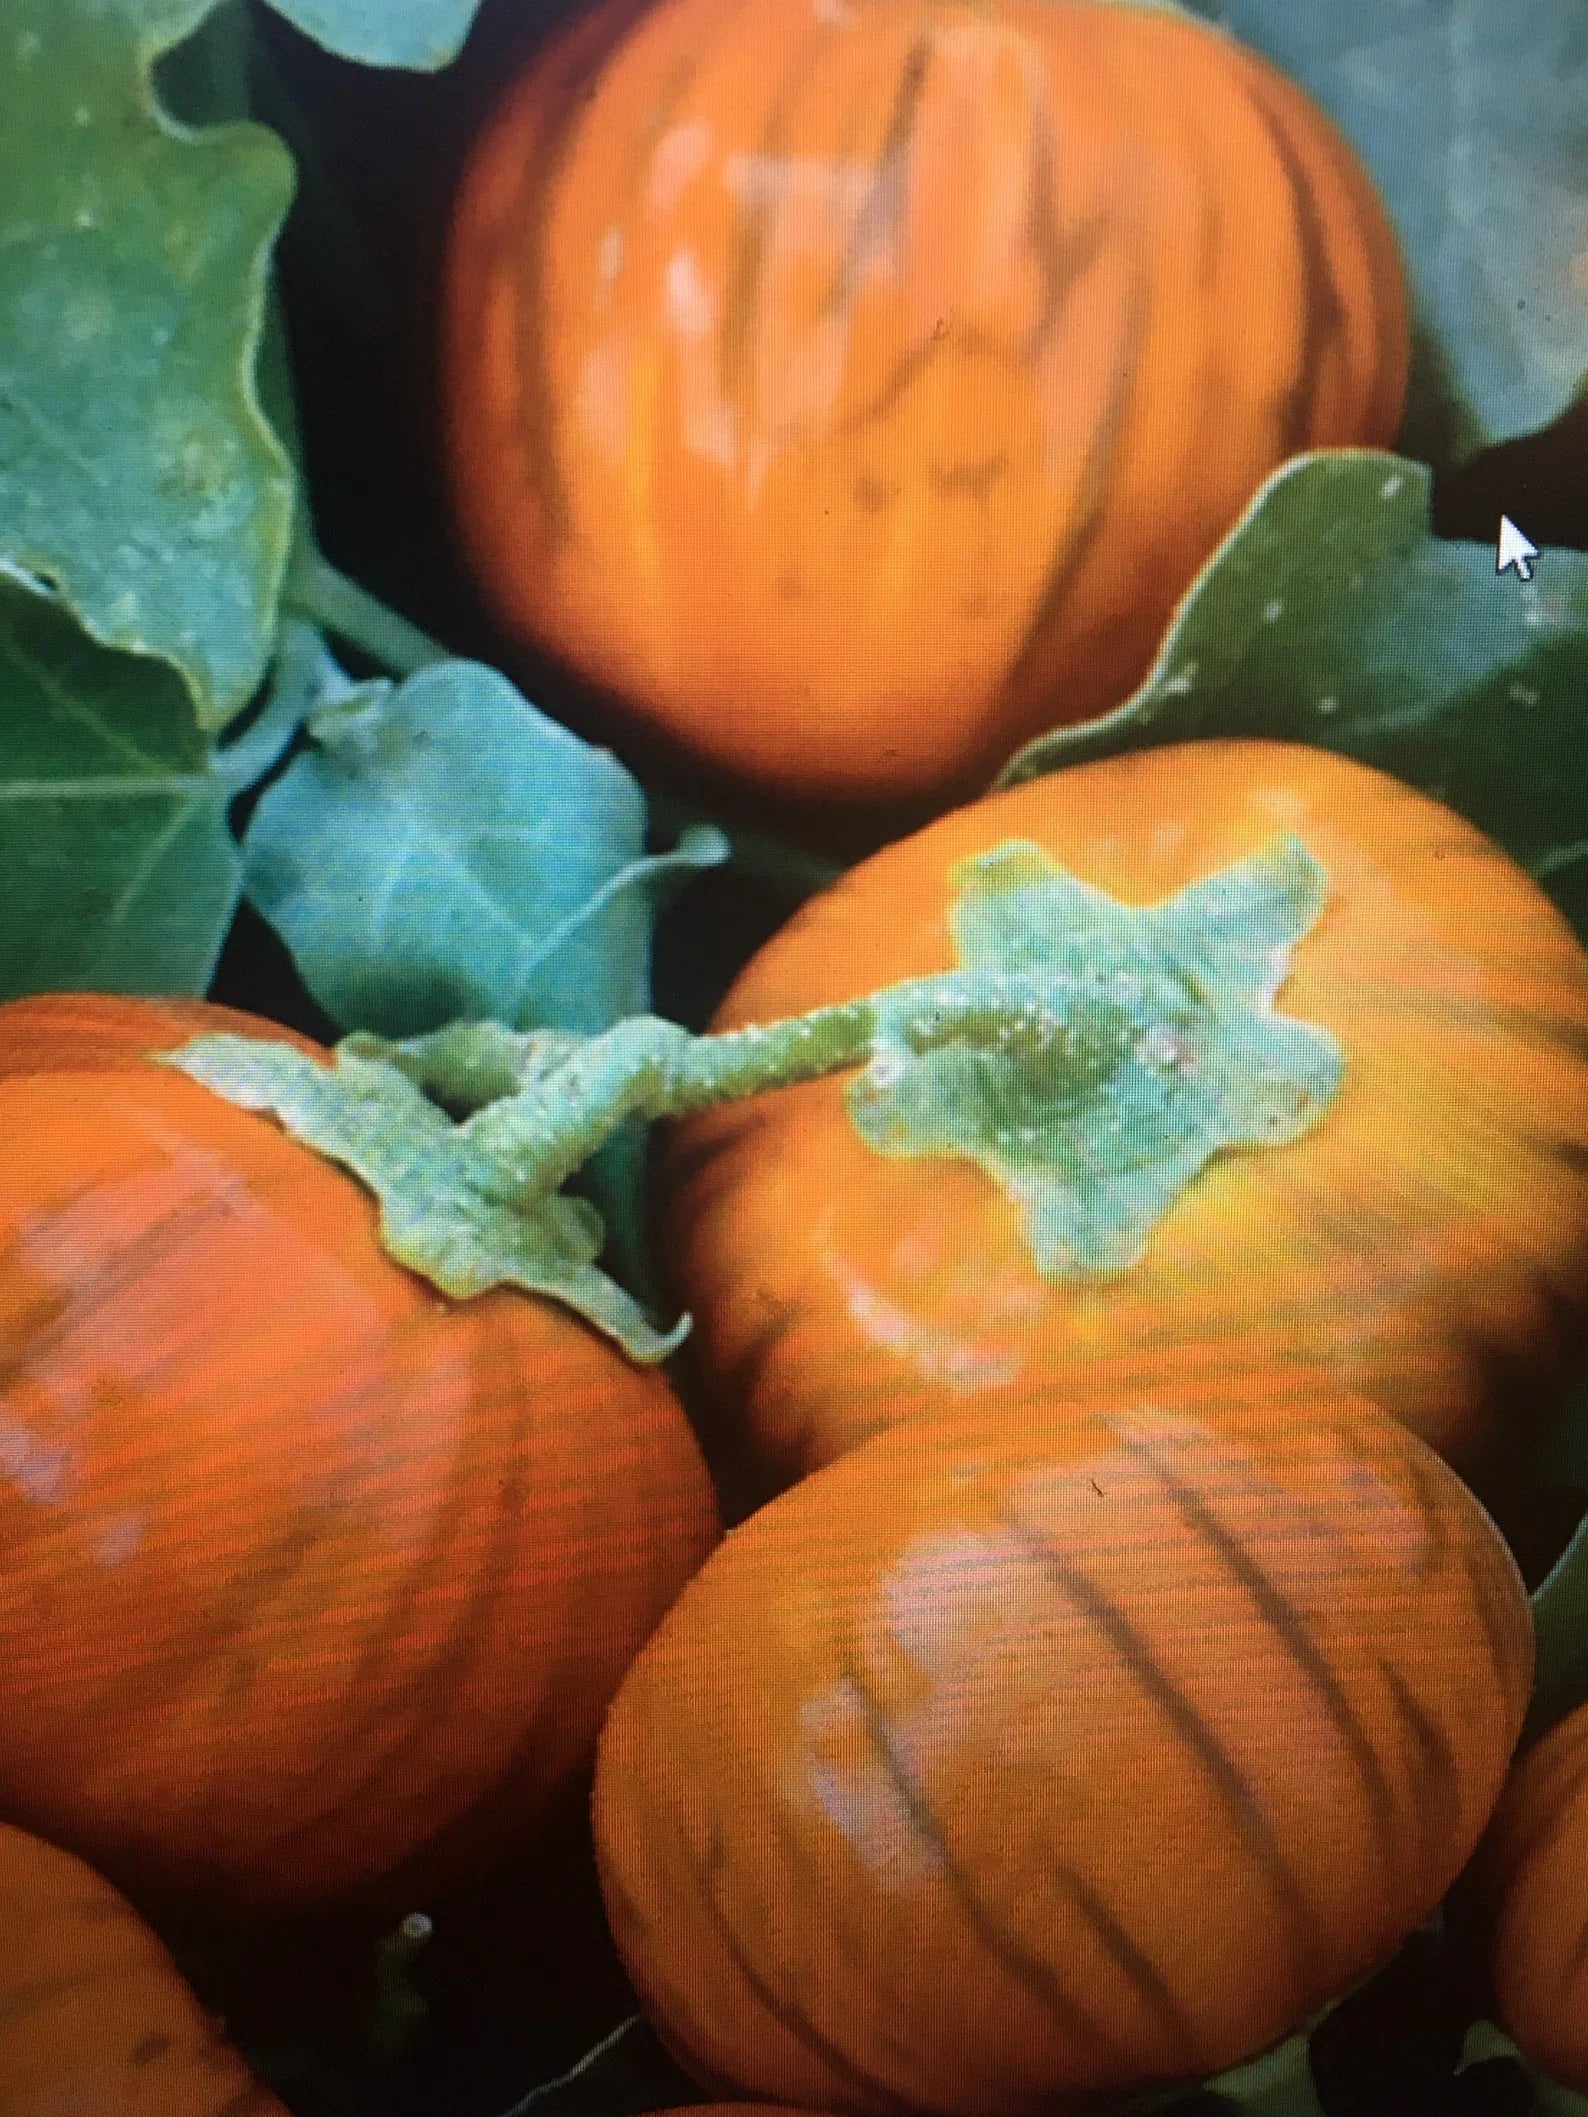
<box><xmin>0</xmin><ymin>0</ymin><xmax>296</xmax><ymax>727</ymax></box>
<box><xmin>998</xmin><ymin>450</ymin><xmax>1588</xmax><ymax>940</ymax></box>
<box><xmin>0</xmin><ymin>580</ymin><xmax>242</xmax><ymax>996</ymax></box>
<box><xmin>240</xmin><ymin>640</ymin><xmax>728</xmax><ymax>1041</ymax></box>
<box><xmin>1183</xmin><ymin>0</ymin><xmax>1588</xmax><ymax>461</ymax></box>
<box><xmin>240</xmin><ymin>639</ymin><xmax>728</xmax><ymax>1301</ymax></box>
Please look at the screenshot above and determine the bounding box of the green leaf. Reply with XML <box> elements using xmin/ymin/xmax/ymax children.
<box><xmin>241</xmin><ymin>645</ymin><xmax>729</xmax><ymax>1041</ymax></box>
<box><xmin>997</xmin><ymin>450</ymin><xmax>1588</xmax><ymax>939</ymax></box>
<box><xmin>239</xmin><ymin>642</ymin><xmax>728</xmax><ymax>1306</ymax></box>
<box><xmin>1126</xmin><ymin>2029</ymin><xmax>1330</xmax><ymax>2115</ymax></box>
<box><xmin>1524</xmin><ymin>1496</ymin><xmax>1588</xmax><ymax>1743</ymax></box>
<box><xmin>1461</xmin><ymin>2022</ymin><xmax>1588</xmax><ymax>2117</ymax></box>
<box><xmin>851</xmin><ymin>837</ymin><xmax>1343</xmax><ymax>1278</ymax></box>
<box><xmin>159</xmin><ymin>1034</ymin><xmax>688</xmax><ymax>1363</ymax></box>
<box><xmin>1198</xmin><ymin>2032</ymin><xmax>1330</xmax><ymax>2117</ymax></box>
<box><xmin>0</xmin><ymin>581</ymin><xmax>242</xmax><ymax>996</ymax></box>
<box><xmin>0</xmin><ymin>0</ymin><xmax>296</xmax><ymax>726</ymax></box>
<box><xmin>1183</xmin><ymin>1</ymin><xmax>1588</xmax><ymax>461</ymax></box>
<box><xmin>259</xmin><ymin>0</ymin><xmax>485</xmax><ymax>70</ymax></box>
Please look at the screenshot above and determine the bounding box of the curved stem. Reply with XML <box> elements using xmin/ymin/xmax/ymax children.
<box><xmin>416</xmin><ymin>970</ymin><xmax>1107</xmax><ymax>1201</ymax></box>
<box><xmin>647</xmin><ymin>784</ymin><xmax>845</xmax><ymax>898</ymax></box>
<box><xmin>212</xmin><ymin>652</ymin><xmax>313</xmax><ymax>794</ymax></box>
<box><xmin>170</xmin><ymin>830</ymin><xmax>1339</xmax><ymax>1360</ymax></box>
<box><xmin>495</xmin><ymin>2013</ymin><xmax>643</xmax><ymax>2117</ymax></box>
<box><xmin>282</xmin><ymin>545</ymin><xmax>451</xmax><ymax>676</ymax></box>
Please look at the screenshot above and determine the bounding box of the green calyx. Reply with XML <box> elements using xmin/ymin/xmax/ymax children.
<box><xmin>855</xmin><ymin>831</ymin><xmax>1344</xmax><ymax>1275</ymax></box>
<box><xmin>159</xmin><ymin>833</ymin><xmax>1342</xmax><ymax>1362</ymax></box>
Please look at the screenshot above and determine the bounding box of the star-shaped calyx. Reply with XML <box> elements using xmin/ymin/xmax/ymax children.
<box><xmin>848</xmin><ymin>833</ymin><xmax>1343</xmax><ymax>1277</ymax></box>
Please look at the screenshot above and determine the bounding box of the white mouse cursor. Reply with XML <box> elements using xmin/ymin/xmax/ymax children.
<box><xmin>1497</xmin><ymin>515</ymin><xmax>1539</xmax><ymax>582</ymax></box>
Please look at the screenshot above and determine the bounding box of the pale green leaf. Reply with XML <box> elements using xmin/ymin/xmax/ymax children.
<box><xmin>0</xmin><ymin>0</ymin><xmax>296</xmax><ymax>726</ymax></box>
<box><xmin>261</xmin><ymin>0</ymin><xmax>485</xmax><ymax>70</ymax></box>
<box><xmin>241</xmin><ymin>648</ymin><xmax>728</xmax><ymax>1040</ymax></box>
<box><xmin>240</xmin><ymin>643</ymin><xmax>728</xmax><ymax>1302</ymax></box>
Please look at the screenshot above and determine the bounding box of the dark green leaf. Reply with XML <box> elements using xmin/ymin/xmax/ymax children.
<box><xmin>1182</xmin><ymin>0</ymin><xmax>1588</xmax><ymax>460</ymax></box>
<box><xmin>0</xmin><ymin>0</ymin><xmax>296</xmax><ymax>726</ymax></box>
<box><xmin>0</xmin><ymin>582</ymin><xmax>241</xmax><ymax>996</ymax></box>
<box><xmin>241</xmin><ymin>642</ymin><xmax>727</xmax><ymax>1040</ymax></box>
<box><xmin>260</xmin><ymin>0</ymin><xmax>485</xmax><ymax>70</ymax></box>
<box><xmin>1462</xmin><ymin>2023</ymin><xmax>1588</xmax><ymax>2117</ymax></box>
<box><xmin>997</xmin><ymin>450</ymin><xmax>1588</xmax><ymax>940</ymax></box>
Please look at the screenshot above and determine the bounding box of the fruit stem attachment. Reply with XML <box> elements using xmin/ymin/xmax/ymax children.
<box><xmin>162</xmin><ymin>832</ymin><xmax>1341</xmax><ymax>1362</ymax></box>
<box><xmin>377</xmin><ymin>969</ymin><xmax>1151</xmax><ymax>1195</ymax></box>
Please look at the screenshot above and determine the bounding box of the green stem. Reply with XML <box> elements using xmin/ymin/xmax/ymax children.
<box><xmin>170</xmin><ymin>832</ymin><xmax>1337</xmax><ymax>1362</ymax></box>
<box><xmin>648</xmin><ymin>785</ymin><xmax>845</xmax><ymax>898</ymax></box>
<box><xmin>282</xmin><ymin>545</ymin><xmax>452</xmax><ymax>677</ymax></box>
<box><xmin>360</xmin><ymin>1912</ymin><xmax>433</xmax><ymax>2070</ymax></box>
<box><xmin>397</xmin><ymin>971</ymin><xmax>1110</xmax><ymax>1201</ymax></box>
<box><xmin>212</xmin><ymin>653</ymin><xmax>313</xmax><ymax>794</ymax></box>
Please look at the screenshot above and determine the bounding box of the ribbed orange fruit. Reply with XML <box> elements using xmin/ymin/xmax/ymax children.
<box><xmin>1475</xmin><ymin>1700</ymin><xmax>1588</xmax><ymax>2092</ymax></box>
<box><xmin>0</xmin><ymin>994</ymin><xmax>719</xmax><ymax>1916</ymax></box>
<box><xmin>0</xmin><ymin>1817</ymin><xmax>289</xmax><ymax>2115</ymax></box>
<box><xmin>443</xmin><ymin>0</ymin><xmax>1409</xmax><ymax>806</ymax></box>
<box><xmin>661</xmin><ymin>740</ymin><xmax>1588</xmax><ymax>1507</ymax></box>
<box><xmin>593</xmin><ymin>1395</ymin><xmax>1532</xmax><ymax>2113</ymax></box>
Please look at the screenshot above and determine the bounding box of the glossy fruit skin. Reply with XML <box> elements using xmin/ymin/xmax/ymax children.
<box><xmin>661</xmin><ymin>739</ymin><xmax>1588</xmax><ymax>1508</ymax></box>
<box><xmin>0</xmin><ymin>1817</ymin><xmax>288</xmax><ymax>2116</ymax></box>
<box><xmin>442</xmin><ymin>0</ymin><xmax>1409</xmax><ymax>808</ymax></box>
<box><xmin>593</xmin><ymin>1395</ymin><xmax>1533</xmax><ymax>2115</ymax></box>
<box><xmin>1474</xmin><ymin>1701</ymin><xmax>1588</xmax><ymax>2090</ymax></box>
<box><xmin>0</xmin><ymin>994</ymin><xmax>720</xmax><ymax>1917</ymax></box>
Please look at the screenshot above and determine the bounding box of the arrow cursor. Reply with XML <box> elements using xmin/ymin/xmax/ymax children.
<box><xmin>1497</xmin><ymin>515</ymin><xmax>1539</xmax><ymax>583</ymax></box>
